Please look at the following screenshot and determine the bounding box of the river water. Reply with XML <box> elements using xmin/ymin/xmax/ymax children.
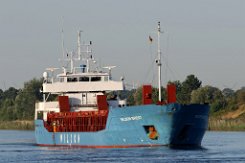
<box><xmin>0</xmin><ymin>130</ymin><xmax>244</xmax><ymax>162</ymax></box>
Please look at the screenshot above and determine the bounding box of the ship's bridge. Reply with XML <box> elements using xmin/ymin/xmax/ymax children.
<box><xmin>43</xmin><ymin>71</ymin><xmax>124</xmax><ymax>93</ymax></box>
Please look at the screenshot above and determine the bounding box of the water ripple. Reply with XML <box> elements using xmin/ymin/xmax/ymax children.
<box><xmin>0</xmin><ymin>131</ymin><xmax>245</xmax><ymax>162</ymax></box>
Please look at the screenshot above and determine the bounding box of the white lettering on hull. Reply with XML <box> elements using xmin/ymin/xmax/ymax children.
<box><xmin>59</xmin><ymin>133</ymin><xmax>81</xmax><ymax>144</ymax></box>
<box><xmin>120</xmin><ymin>116</ymin><xmax>142</xmax><ymax>122</ymax></box>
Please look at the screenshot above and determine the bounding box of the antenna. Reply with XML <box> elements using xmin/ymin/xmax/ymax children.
<box><xmin>157</xmin><ymin>21</ymin><xmax>163</xmax><ymax>102</ymax></box>
<box><xmin>61</xmin><ymin>16</ymin><xmax>65</xmax><ymax>62</ymax></box>
<box><xmin>103</xmin><ymin>66</ymin><xmax>116</xmax><ymax>80</ymax></box>
<box><xmin>77</xmin><ymin>30</ymin><xmax>82</xmax><ymax>60</ymax></box>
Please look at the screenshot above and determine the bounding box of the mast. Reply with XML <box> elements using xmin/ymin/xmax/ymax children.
<box><xmin>86</xmin><ymin>45</ymin><xmax>90</xmax><ymax>73</ymax></box>
<box><xmin>61</xmin><ymin>16</ymin><xmax>65</xmax><ymax>66</ymax></box>
<box><xmin>70</xmin><ymin>51</ymin><xmax>74</xmax><ymax>73</ymax></box>
<box><xmin>77</xmin><ymin>30</ymin><xmax>81</xmax><ymax>60</ymax></box>
<box><xmin>69</xmin><ymin>30</ymin><xmax>82</xmax><ymax>73</ymax></box>
<box><xmin>157</xmin><ymin>22</ymin><xmax>162</xmax><ymax>102</ymax></box>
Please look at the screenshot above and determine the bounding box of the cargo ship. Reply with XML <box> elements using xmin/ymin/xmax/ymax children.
<box><xmin>35</xmin><ymin>22</ymin><xmax>209</xmax><ymax>148</ymax></box>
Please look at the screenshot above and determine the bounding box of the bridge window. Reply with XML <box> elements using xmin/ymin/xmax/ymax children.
<box><xmin>67</xmin><ymin>77</ymin><xmax>78</xmax><ymax>82</ymax></box>
<box><xmin>79</xmin><ymin>77</ymin><xmax>89</xmax><ymax>82</ymax></box>
<box><xmin>91</xmin><ymin>77</ymin><xmax>101</xmax><ymax>82</ymax></box>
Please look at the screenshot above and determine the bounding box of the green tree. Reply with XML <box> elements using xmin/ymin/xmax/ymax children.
<box><xmin>0</xmin><ymin>99</ymin><xmax>16</xmax><ymax>121</ymax></box>
<box><xmin>14</xmin><ymin>78</ymin><xmax>42</xmax><ymax>120</ymax></box>
<box><xmin>0</xmin><ymin>87</ymin><xmax>19</xmax><ymax>120</ymax></box>
<box><xmin>3</xmin><ymin>87</ymin><xmax>19</xmax><ymax>100</ymax></box>
<box><xmin>222</xmin><ymin>88</ymin><xmax>235</xmax><ymax>98</ymax></box>
<box><xmin>126</xmin><ymin>89</ymin><xmax>136</xmax><ymax>106</ymax></box>
<box><xmin>192</xmin><ymin>86</ymin><xmax>223</xmax><ymax>103</ymax></box>
<box><xmin>134</xmin><ymin>86</ymin><xmax>143</xmax><ymax>105</ymax></box>
<box><xmin>0</xmin><ymin>89</ymin><xmax>3</xmax><ymax>100</ymax></box>
<box><xmin>179</xmin><ymin>75</ymin><xmax>202</xmax><ymax>104</ymax></box>
<box><xmin>191</xmin><ymin>86</ymin><xmax>225</xmax><ymax>112</ymax></box>
<box><xmin>235</xmin><ymin>89</ymin><xmax>245</xmax><ymax>105</ymax></box>
<box><xmin>0</xmin><ymin>89</ymin><xmax>3</xmax><ymax>109</ymax></box>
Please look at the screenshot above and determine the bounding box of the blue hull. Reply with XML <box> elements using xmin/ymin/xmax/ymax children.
<box><xmin>35</xmin><ymin>103</ymin><xmax>209</xmax><ymax>148</ymax></box>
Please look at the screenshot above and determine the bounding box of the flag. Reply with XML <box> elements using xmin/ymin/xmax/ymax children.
<box><xmin>149</xmin><ymin>36</ymin><xmax>153</xmax><ymax>43</ymax></box>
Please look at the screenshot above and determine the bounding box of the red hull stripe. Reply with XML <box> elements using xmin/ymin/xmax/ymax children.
<box><xmin>37</xmin><ymin>144</ymin><xmax>166</xmax><ymax>148</ymax></box>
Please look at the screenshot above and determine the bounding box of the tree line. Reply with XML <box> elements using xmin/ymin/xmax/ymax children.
<box><xmin>0</xmin><ymin>75</ymin><xmax>245</xmax><ymax>121</ymax></box>
<box><xmin>123</xmin><ymin>74</ymin><xmax>245</xmax><ymax>114</ymax></box>
<box><xmin>0</xmin><ymin>78</ymin><xmax>42</xmax><ymax>120</ymax></box>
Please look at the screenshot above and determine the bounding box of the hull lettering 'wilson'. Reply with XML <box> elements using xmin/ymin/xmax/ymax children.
<box><xmin>35</xmin><ymin>22</ymin><xmax>209</xmax><ymax>148</ymax></box>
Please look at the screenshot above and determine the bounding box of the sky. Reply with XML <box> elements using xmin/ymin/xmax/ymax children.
<box><xmin>0</xmin><ymin>0</ymin><xmax>244</xmax><ymax>90</ymax></box>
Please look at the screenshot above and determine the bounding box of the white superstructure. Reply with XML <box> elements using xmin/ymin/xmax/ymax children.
<box><xmin>35</xmin><ymin>31</ymin><xmax>125</xmax><ymax>120</ymax></box>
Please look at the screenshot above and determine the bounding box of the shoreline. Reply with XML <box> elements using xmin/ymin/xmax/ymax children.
<box><xmin>0</xmin><ymin>120</ymin><xmax>34</xmax><ymax>130</ymax></box>
<box><xmin>208</xmin><ymin>118</ymin><xmax>245</xmax><ymax>131</ymax></box>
